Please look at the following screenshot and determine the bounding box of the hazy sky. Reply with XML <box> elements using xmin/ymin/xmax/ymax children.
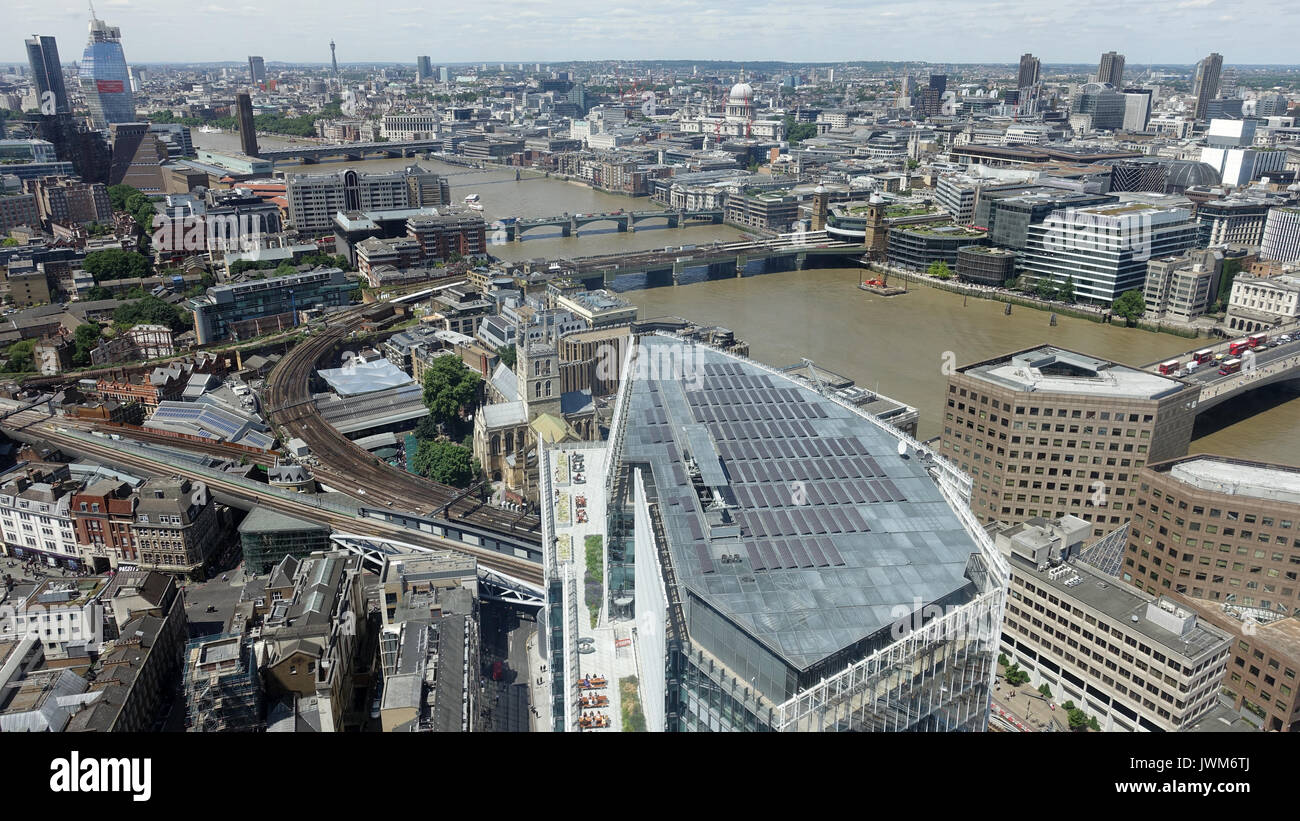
<box><xmin>8</xmin><ymin>0</ymin><xmax>1298</xmax><ymax>66</ymax></box>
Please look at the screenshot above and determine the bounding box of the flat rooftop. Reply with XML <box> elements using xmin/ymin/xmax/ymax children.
<box><xmin>621</xmin><ymin>335</ymin><xmax>982</xmax><ymax>671</ymax></box>
<box><xmin>1165</xmin><ymin>456</ymin><xmax>1300</xmax><ymax>506</ymax></box>
<box><xmin>1013</xmin><ymin>554</ymin><xmax>1228</xmax><ymax>662</ymax></box>
<box><xmin>961</xmin><ymin>346</ymin><xmax>1188</xmax><ymax>400</ymax></box>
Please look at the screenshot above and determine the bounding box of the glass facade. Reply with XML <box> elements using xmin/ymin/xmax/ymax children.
<box><xmin>191</xmin><ymin>269</ymin><xmax>358</xmax><ymax>344</ymax></box>
<box><xmin>240</xmin><ymin>522</ymin><xmax>331</xmax><ymax>575</ymax></box>
<box><xmin>79</xmin><ymin>18</ymin><xmax>134</xmax><ymax>130</ymax></box>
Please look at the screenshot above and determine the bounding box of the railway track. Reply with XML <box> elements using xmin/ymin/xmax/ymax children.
<box><xmin>263</xmin><ymin>304</ymin><xmax>542</xmax><ymax>542</ymax></box>
<box><xmin>13</xmin><ymin>423</ymin><xmax>544</xmax><ymax>585</ymax></box>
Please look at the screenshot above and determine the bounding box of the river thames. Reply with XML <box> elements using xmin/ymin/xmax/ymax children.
<box><xmin>195</xmin><ymin>130</ymin><xmax>1300</xmax><ymax>465</ymax></box>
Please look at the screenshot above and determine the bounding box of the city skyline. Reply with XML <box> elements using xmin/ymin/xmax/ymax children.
<box><xmin>5</xmin><ymin>0</ymin><xmax>1300</xmax><ymax>66</ymax></box>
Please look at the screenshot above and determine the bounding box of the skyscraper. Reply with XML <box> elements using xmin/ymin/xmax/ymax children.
<box><xmin>78</xmin><ymin>11</ymin><xmax>134</xmax><ymax>130</ymax></box>
<box><xmin>329</xmin><ymin>40</ymin><xmax>338</xmax><ymax>77</ymax></box>
<box><xmin>248</xmin><ymin>55</ymin><xmax>266</xmax><ymax>85</ymax></box>
<box><xmin>1097</xmin><ymin>51</ymin><xmax>1125</xmax><ymax>87</ymax></box>
<box><xmin>235</xmin><ymin>93</ymin><xmax>258</xmax><ymax>158</ymax></box>
<box><xmin>416</xmin><ymin>56</ymin><xmax>432</xmax><ymax>83</ymax></box>
<box><xmin>1192</xmin><ymin>53</ymin><xmax>1223</xmax><ymax>120</ymax></box>
<box><xmin>929</xmin><ymin>73</ymin><xmax>947</xmax><ymax>96</ymax></box>
<box><xmin>25</xmin><ymin>35</ymin><xmax>69</xmax><ymax>115</ymax></box>
<box><xmin>1017</xmin><ymin>53</ymin><xmax>1040</xmax><ymax>89</ymax></box>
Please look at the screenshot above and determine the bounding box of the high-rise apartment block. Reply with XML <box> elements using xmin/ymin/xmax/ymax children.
<box><xmin>1192</xmin><ymin>53</ymin><xmax>1224</xmax><ymax>121</ymax></box>
<box><xmin>1097</xmin><ymin>51</ymin><xmax>1125</xmax><ymax>87</ymax></box>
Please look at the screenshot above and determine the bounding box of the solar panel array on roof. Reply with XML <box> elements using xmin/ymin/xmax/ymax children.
<box><xmin>615</xmin><ymin>336</ymin><xmax>980</xmax><ymax>671</ymax></box>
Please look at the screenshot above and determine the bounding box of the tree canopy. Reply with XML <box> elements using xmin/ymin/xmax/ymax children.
<box><xmin>1112</xmin><ymin>289</ymin><xmax>1146</xmax><ymax>322</ymax></box>
<box><xmin>411</xmin><ymin>439</ymin><xmax>477</xmax><ymax>487</ymax></box>
<box><xmin>421</xmin><ymin>355</ymin><xmax>481</xmax><ymax>430</ymax></box>
<box><xmin>113</xmin><ymin>295</ymin><xmax>191</xmax><ymax>332</ymax></box>
<box><xmin>496</xmin><ymin>344</ymin><xmax>517</xmax><ymax>370</ymax></box>
<box><xmin>2</xmin><ymin>339</ymin><xmax>35</xmax><ymax>373</ymax></box>
<box><xmin>783</xmin><ymin>116</ymin><xmax>818</xmax><ymax>145</ymax></box>
<box><xmin>927</xmin><ymin>260</ymin><xmax>953</xmax><ymax>280</ymax></box>
<box><xmin>71</xmin><ymin>323</ymin><xmax>102</xmax><ymax>367</ymax></box>
<box><xmin>84</xmin><ymin>248</ymin><xmax>151</xmax><ymax>282</ymax></box>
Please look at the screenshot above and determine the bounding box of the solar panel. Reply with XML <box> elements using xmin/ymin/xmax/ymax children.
<box><xmin>806</xmin><ymin>539</ymin><xmax>828</xmax><ymax>567</ymax></box>
<box><xmin>843</xmin><ymin>507</ymin><xmax>870</xmax><ymax>532</ymax></box>
<box><xmin>687</xmin><ymin>516</ymin><xmax>704</xmax><ymax>541</ymax></box>
<box><xmin>775</xmin><ymin>541</ymin><xmax>796</xmax><ymax>569</ymax></box>
<box><xmin>787</xmin><ymin>539</ymin><xmax>812</xmax><ymax>567</ymax></box>
<box><xmin>689</xmin><ymin>542</ymin><xmax>712</xmax><ymax>573</ymax></box>
<box><xmin>819</xmin><ymin>537</ymin><xmax>847</xmax><ymax>567</ymax></box>
<box><xmin>830</xmin><ymin>508</ymin><xmax>853</xmax><ymax>532</ymax></box>
<box><xmin>881</xmin><ymin>478</ymin><xmax>905</xmax><ymax>501</ymax></box>
<box><xmin>746</xmin><ymin>542</ymin><xmax>766</xmax><ymax>571</ymax></box>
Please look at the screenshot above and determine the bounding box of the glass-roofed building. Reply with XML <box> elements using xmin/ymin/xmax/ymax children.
<box><xmin>539</xmin><ymin>334</ymin><xmax>1009</xmax><ymax>732</ymax></box>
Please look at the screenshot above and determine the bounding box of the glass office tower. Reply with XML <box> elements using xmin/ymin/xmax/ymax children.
<box><xmin>25</xmin><ymin>35</ymin><xmax>70</xmax><ymax>115</ymax></box>
<box><xmin>79</xmin><ymin>14</ymin><xmax>135</xmax><ymax>130</ymax></box>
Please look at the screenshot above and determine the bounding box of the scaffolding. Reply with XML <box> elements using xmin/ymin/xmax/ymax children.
<box><xmin>182</xmin><ymin>632</ymin><xmax>264</xmax><ymax>732</ymax></box>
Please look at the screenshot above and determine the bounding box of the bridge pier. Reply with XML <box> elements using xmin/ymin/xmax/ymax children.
<box><xmin>796</xmin><ymin>252</ymin><xmax>807</xmax><ymax>271</ymax></box>
<box><xmin>736</xmin><ymin>254</ymin><xmax>747</xmax><ymax>277</ymax></box>
<box><xmin>561</xmin><ymin>223</ymin><xmax>572</xmax><ymax>238</ymax></box>
<box><xmin>645</xmin><ymin>267</ymin><xmax>674</xmax><ymax>287</ymax></box>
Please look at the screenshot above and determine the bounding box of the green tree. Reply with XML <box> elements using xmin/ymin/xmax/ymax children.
<box><xmin>1112</xmin><ymin>289</ymin><xmax>1146</xmax><ymax>323</ymax></box>
<box><xmin>1035</xmin><ymin>277</ymin><xmax>1059</xmax><ymax>300</ymax></box>
<box><xmin>782</xmin><ymin>115</ymin><xmax>818</xmax><ymax>145</ymax></box>
<box><xmin>85</xmin><ymin>285</ymin><xmax>115</xmax><ymax>301</ymax></box>
<box><xmin>1059</xmin><ymin>275</ymin><xmax>1075</xmax><ymax>303</ymax></box>
<box><xmin>411</xmin><ymin>439</ymin><xmax>477</xmax><ymax>487</ymax></box>
<box><xmin>496</xmin><ymin>344</ymin><xmax>517</xmax><ymax>369</ymax></box>
<box><xmin>83</xmin><ymin>248</ymin><xmax>151</xmax><ymax>281</ymax></box>
<box><xmin>1</xmin><ymin>237</ymin><xmax>19</xmax><ymax>247</ymax></box>
<box><xmin>113</xmin><ymin>295</ymin><xmax>190</xmax><ymax>332</ymax></box>
<box><xmin>1066</xmin><ymin>706</ymin><xmax>1090</xmax><ymax>731</ymax></box>
<box><xmin>71</xmin><ymin>323</ymin><xmax>102</xmax><ymax>368</ymax></box>
<box><xmin>412</xmin><ymin>415</ymin><xmax>440</xmax><ymax>442</ymax></box>
<box><xmin>927</xmin><ymin>260</ymin><xmax>953</xmax><ymax>279</ymax></box>
<box><xmin>1038</xmin><ymin>683</ymin><xmax>1053</xmax><ymax>699</ymax></box>
<box><xmin>421</xmin><ymin>355</ymin><xmax>481</xmax><ymax>430</ymax></box>
<box><xmin>3</xmin><ymin>339</ymin><xmax>35</xmax><ymax>373</ymax></box>
<box><xmin>1004</xmin><ymin>663</ymin><xmax>1030</xmax><ymax>686</ymax></box>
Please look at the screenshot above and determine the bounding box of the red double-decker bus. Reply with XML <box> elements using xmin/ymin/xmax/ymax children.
<box><xmin>1158</xmin><ymin>359</ymin><xmax>1180</xmax><ymax>375</ymax></box>
<box><xmin>1248</xmin><ymin>332</ymin><xmax>1269</xmax><ymax>348</ymax></box>
<box><xmin>1228</xmin><ymin>338</ymin><xmax>1252</xmax><ymax>356</ymax></box>
<box><xmin>1193</xmin><ymin>348</ymin><xmax>1214</xmax><ymax>364</ymax></box>
<box><xmin>1219</xmin><ymin>358</ymin><xmax>1243</xmax><ymax>375</ymax></box>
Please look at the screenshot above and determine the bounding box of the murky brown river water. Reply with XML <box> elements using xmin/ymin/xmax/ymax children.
<box><xmin>195</xmin><ymin>131</ymin><xmax>1300</xmax><ymax>465</ymax></box>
